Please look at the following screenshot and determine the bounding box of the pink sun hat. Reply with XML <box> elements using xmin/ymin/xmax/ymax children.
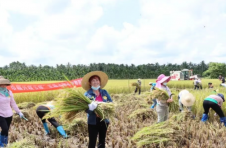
<box><xmin>156</xmin><ymin>74</ymin><xmax>171</xmax><ymax>84</ymax></box>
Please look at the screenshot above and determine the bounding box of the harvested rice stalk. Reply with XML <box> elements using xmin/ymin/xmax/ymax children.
<box><xmin>151</xmin><ymin>89</ymin><xmax>169</xmax><ymax>101</ymax></box>
<box><xmin>44</xmin><ymin>88</ymin><xmax>115</xmax><ymax>122</ymax></box>
<box><xmin>129</xmin><ymin>108</ymin><xmax>157</xmax><ymax>121</ymax></box>
<box><xmin>131</xmin><ymin>111</ymin><xmax>194</xmax><ymax>148</ymax></box>
<box><xmin>131</xmin><ymin>82</ymin><xmax>140</xmax><ymax>89</ymax></box>
<box><xmin>132</xmin><ymin>121</ymin><xmax>183</xmax><ymax>147</ymax></box>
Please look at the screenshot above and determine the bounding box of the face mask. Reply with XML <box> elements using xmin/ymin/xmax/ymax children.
<box><xmin>91</xmin><ymin>86</ymin><xmax>100</xmax><ymax>90</ymax></box>
<box><xmin>0</xmin><ymin>87</ymin><xmax>9</xmax><ymax>97</ymax></box>
<box><xmin>163</xmin><ymin>82</ymin><xmax>167</xmax><ymax>86</ymax></box>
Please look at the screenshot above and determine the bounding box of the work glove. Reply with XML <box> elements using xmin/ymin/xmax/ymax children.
<box><xmin>88</xmin><ymin>101</ymin><xmax>98</xmax><ymax>111</ymax></box>
<box><xmin>18</xmin><ymin>112</ymin><xmax>24</xmax><ymax>118</ymax></box>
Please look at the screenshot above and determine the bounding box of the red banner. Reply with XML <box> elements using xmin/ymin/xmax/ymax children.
<box><xmin>7</xmin><ymin>78</ymin><xmax>82</xmax><ymax>93</ymax></box>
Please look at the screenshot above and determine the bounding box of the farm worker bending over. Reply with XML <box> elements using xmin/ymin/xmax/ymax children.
<box><xmin>134</xmin><ymin>78</ymin><xmax>142</xmax><ymax>95</ymax></box>
<box><xmin>179</xmin><ymin>91</ymin><xmax>195</xmax><ymax>112</ymax></box>
<box><xmin>201</xmin><ymin>93</ymin><xmax>226</xmax><ymax>126</ymax></box>
<box><xmin>82</xmin><ymin>71</ymin><xmax>112</xmax><ymax>148</ymax></box>
<box><xmin>0</xmin><ymin>76</ymin><xmax>25</xmax><ymax>147</ymax></box>
<box><xmin>155</xmin><ymin>74</ymin><xmax>173</xmax><ymax>123</ymax></box>
<box><xmin>36</xmin><ymin>101</ymin><xmax>68</xmax><ymax>138</ymax></box>
<box><xmin>149</xmin><ymin>82</ymin><xmax>157</xmax><ymax>109</ymax></box>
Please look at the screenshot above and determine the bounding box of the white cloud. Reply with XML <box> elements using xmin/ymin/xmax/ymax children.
<box><xmin>0</xmin><ymin>0</ymin><xmax>226</xmax><ymax>67</ymax></box>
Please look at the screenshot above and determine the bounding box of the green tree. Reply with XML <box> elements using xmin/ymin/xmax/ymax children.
<box><xmin>203</xmin><ymin>62</ymin><xmax>226</xmax><ymax>78</ymax></box>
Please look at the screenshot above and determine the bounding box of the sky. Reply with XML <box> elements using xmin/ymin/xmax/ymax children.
<box><xmin>0</xmin><ymin>0</ymin><xmax>226</xmax><ymax>67</ymax></box>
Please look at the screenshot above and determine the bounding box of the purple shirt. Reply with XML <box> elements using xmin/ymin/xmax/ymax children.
<box><xmin>0</xmin><ymin>90</ymin><xmax>20</xmax><ymax>117</ymax></box>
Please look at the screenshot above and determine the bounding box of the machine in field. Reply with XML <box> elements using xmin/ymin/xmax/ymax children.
<box><xmin>170</xmin><ymin>69</ymin><xmax>197</xmax><ymax>80</ymax></box>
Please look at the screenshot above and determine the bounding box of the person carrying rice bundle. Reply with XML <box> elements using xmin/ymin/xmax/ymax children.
<box><xmin>82</xmin><ymin>71</ymin><xmax>113</xmax><ymax>148</ymax></box>
<box><xmin>178</xmin><ymin>90</ymin><xmax>195</xmax><ymax>112</ymax></box>
<box><xmin>155</xmin><ymin>74</ymin><xmax>173</xmax><ymax>123</ymax></box>
<box><xmin>0</xmin><ymin>76</ymin><xmax>25</xmax><ymax>147</ymax></box>
<box><xmin>201</xmin><ymin>93</ymin><xmax>226</xmax><ymax>126</ymax></box>
<box><xmin>134</xmin><ymin>78</ymin><xmax>141</xmax><ymax>95</ymax></box>
<box><xmin>149</xmin><ymin>82</ymin><xmax>157</xmax><ymax>109</ymax></box>
<box><xmin>36</xmin><ymin>101</ymin><xmax>68</xmax><ymax>138</ymax></box>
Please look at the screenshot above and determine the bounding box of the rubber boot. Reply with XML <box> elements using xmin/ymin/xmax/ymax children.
<box><xmin>1</xmin><ymin>136</ymin><xmax>8</xmax><ymax>147</ymax></box>
<box><xmin>201</xmin><ymin>114</ymin><xmax>208</xmax><ymax>122</ymax></box>
<box><xmin>43</xmin><ymin>123</ymin><xmax>50</xmax><ymax>135</ymax></box>
<box><xmin>220</xmin><ymin>117</ymin><xmax>226</xmax><ymax>127</ymax></box>
<box><xmin>56</xmin><ymin>126</ymin><xmax>68</xmax><ymax>138</ymax></box>
<box><xmin>0</xmin><ymin>134</ymin><xmax>3</xmax><ymax>147</ymax></box>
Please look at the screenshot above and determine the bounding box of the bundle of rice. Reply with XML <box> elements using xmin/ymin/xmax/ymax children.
<box><xmin>18</xmin><ymin>102</ymin><xmax>36</xmax><ymax>109</ymax></box>
<box><xmin>64</xmin><ymin>118</ymin><xmax>88</xmax><ymax>135</ymax></box>
<box><xmin>44</xmin><ymin>88</ymin><xmax>115</xmax><ymax>122</ymax></box>
<box><xmin>150</xmin><ymin>89</ymin><xmax>169</xmax><ymax>101</ymax></box>
<box><xmin>131</xmin><ymin>82</ymin><xmax>140</xmax><ymax>88</ymax></box>
<box><xmin>132</xmin><ymin>121</ymin><xmax>184</xmax><ymax>147</ymax></box>
<box><xmin>129</xmin><ymin>108</ymin><xmax>157</xmax><ymax>121</ymax></box>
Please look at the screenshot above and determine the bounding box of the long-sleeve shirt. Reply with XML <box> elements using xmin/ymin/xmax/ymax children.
<box><xmin>0</xmin><ymin>90</ymin><xmax>20</xmax><ymax>117</ymax></box>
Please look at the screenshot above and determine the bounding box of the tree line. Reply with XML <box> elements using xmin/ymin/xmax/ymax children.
<box><xmin>0</xmin><ymin>61</ymin><xmax>217</xmax><ymax>82</ymax></box>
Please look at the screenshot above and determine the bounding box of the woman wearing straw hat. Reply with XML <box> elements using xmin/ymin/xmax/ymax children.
<box><xmin>82</xmin><ymin>71</ymin><xmax>112</xmax><ymax>148</ymax></box>
<box><xmin>201</xmin><ymin>93</ymin><xmax>226</xmax><ymax>126</ymax></box>
<box><xmin>179</xmin><ymin>92</ymin><xmax>195</xmax><ymax>112</ymax></box>
<box><xmin>155</xmin><ymin>74</ymin><xmax>173</xmax><ymax>123</ymax></box>
<box><xmin>0</xmin><ymin>76</ymin><xmax>24</xmax><ymax>147</ymax></box>
<box><xmin>178</xmin><ymin>90</ymin><xmax>191</xmax><ymax>112</ymax></box>
<box><xmin>36</xmin><ymin>101</ymin><xmax>68</xmax><ymax>138</ymax></box>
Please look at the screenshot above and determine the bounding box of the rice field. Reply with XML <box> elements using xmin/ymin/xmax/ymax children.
<box><xmin>7</xmin><ymin>79</ymin><xmax>226</xmax><ymax>148</ymax></box>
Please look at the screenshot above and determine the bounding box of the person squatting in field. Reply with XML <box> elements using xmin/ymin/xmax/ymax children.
<box><xmin>36</xmin><ymin>101</ymin><xmax>68</xmax><ymax>138</ymax></box>
<box><xmin>178</xmin><ymin>90</ymin><xmax>195</xmax><ymax>113</ymax></box>
<box><xmin>208</xmin><ymin>82</ymin><xmax>214</xmax><ymax>89</ymax></box>
<box><xmin>155</xmin><ymin>74</ymin><xmax>173</xmax><ymax>123</ymax></box>
<box><xmin>82</xmin><ymin>71</ymin><xmax>112</xmax><ymax>148</ymax></box>
<box><xmin>149</xmin><ymin>82</ymin><xmax>157</xmax><ymax>109</ymax></box>
<box><xmin>134</xmin><ymin>78</ymin><xmax>141</xmax><ymax>95</ymax></box>
<box><xmin>201</xmin><ymin>93</ymin><xmax>226</xmax><ymax>126</ymax></box>
<box><xmin>0</xmin><ymin>76</ymin><xmax>25</xmax><ymax>147</ymax></box>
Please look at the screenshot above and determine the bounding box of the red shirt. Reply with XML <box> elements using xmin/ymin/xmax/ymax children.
<box><xmin>95</xmin><ymin>94</ymin><xmax>103</xmax><ymax>102</ymax></box>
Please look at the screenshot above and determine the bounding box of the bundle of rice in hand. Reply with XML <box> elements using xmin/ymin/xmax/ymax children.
<box><xmin>150</xmin><ymin>88</ymin><xmax>170</xmax><ymax>102</ymax></box>
<box><xmin>132</xmin><ymin>82</ymin><xmax>140</xmax><ymax>88</ymax></box>
<box><xmin>44</xmin><ymin>88</ymin><xmax>115</xmax><ymax>122</ymax></box>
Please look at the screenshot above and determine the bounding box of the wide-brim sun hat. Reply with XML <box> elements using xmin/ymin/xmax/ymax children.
<box><xmin>179</xmin><ymin>89</ymin><xmax>189</xmax><ymax>98</ymax></box>
<box><xmin>156</xmin><ymin>74</ymin><xmax>171</xmax><ymax>84</ymax></box>
<box><xmin>0</xmin><ymin>76</ymin><xmax>11</xmax><ymax>86</ymax></box>
<box><xmin>180</xmin><ymin>93</ymin><xmax>195</xmax><ymax>107</ymax></box>
<box><xmin>81</xmin><ymin>71</ymin><xmax>108</xmax><ymax>91</ymax></box>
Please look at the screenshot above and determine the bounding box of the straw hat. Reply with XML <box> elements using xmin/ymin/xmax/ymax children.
<box><xmin>81</xmin><ymin>71</ymin><xmax>108</xmax><ymax>90</ymax></box>
<box><xmin>0</xmin><ymin>76</ymin><xmax>11</xmax><ymax>85</ymax></box>
<box><xmin>180</xmin><ymin>93</ymin><xmax>195</xmax><ymax>107</ymax></box>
